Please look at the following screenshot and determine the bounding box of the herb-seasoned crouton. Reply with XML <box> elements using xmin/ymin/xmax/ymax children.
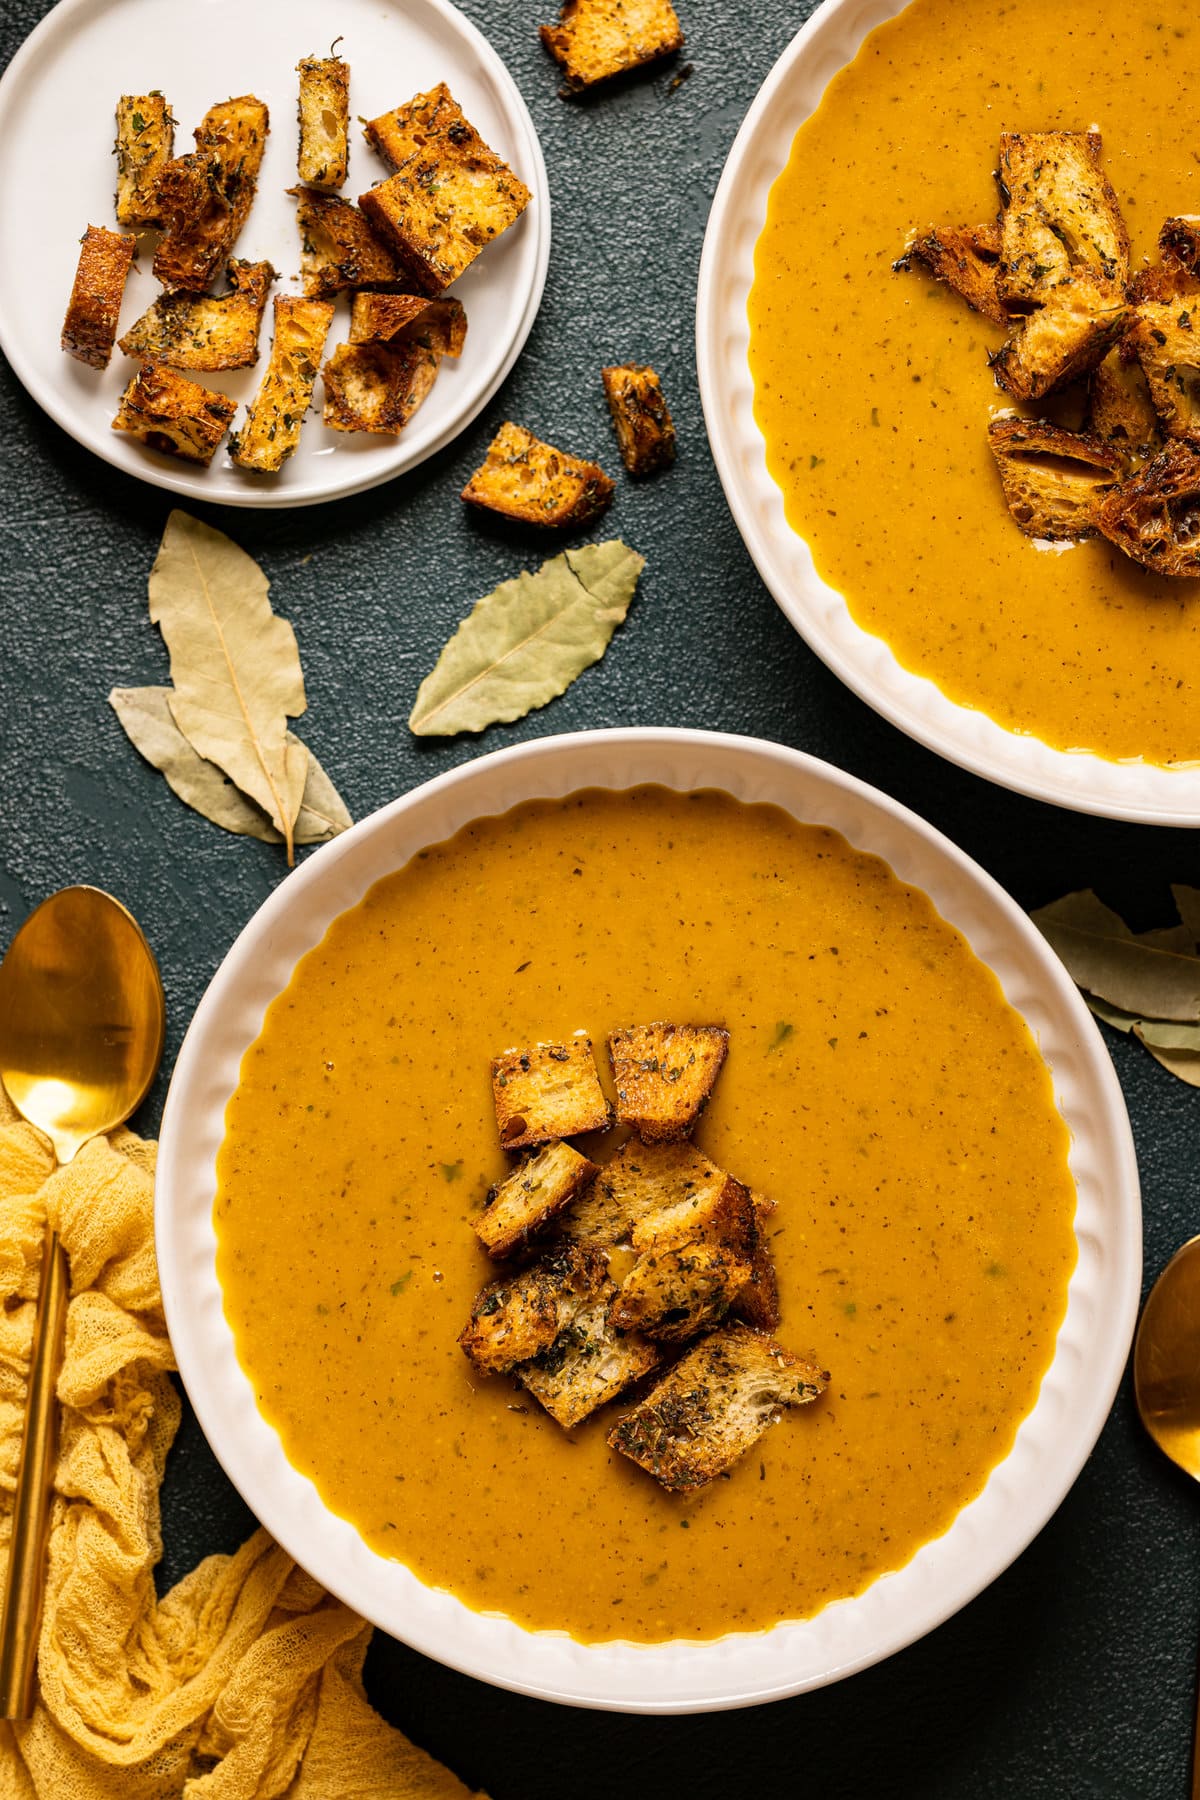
<box><xmin>459</xmin><ymin>1243</ymin><xmax>609</xmax><ymax>1374</ymax></box>
<box><xmin>540</xmin><ymin>0</ymin><xmax>684</xmax><ymax>90</ymax></box>
<box><xmin>321</xmin><ymin>341</ymin><xmax>440</xmax><ymax>435</ymax></box>
<box><xmin>1087</xmin><ymin>348</ymin><xmax>1161</xmax><ymax>460</ymax></box>
<box><xmin>61</xmin><ymin>225</ymin><xmax>136</xmax><ymax>369</ymax></box>
<box><xmin>562</xmin><ymin>1139</ymin><xmax>735</xmax><ymax>1247</ymax></box>
<box><xmin>732</xmin><ymin>1243</ymin><xmax>781</xmax><ymax>1331</ymax></box>
<box><xmin>349</xmin><ymin>293</ymin><xmax>467</xmax><ymax>355</ymax></box>
<box><xmin>359</xmin><ymin>85</ymin><xmax>531</xmax><ymax>294</ymax></box>
<box><xmin>474</xmin><ymin>1140</ymin><xmax>599</xmax><ymax>1259</ymax></box>
<box><xmin>608</xmin><ymin>1023</ymin><xmax>728</xmax><ymax>1142</ymax></box>
<box><xmin>1126</xmin><ymin>301</ymin><xmax>1200</xmax><ymax>445</ymax></box>
<box><xmin>491</xmin><ymin>1038</ymin><xmax>611</xmax><ymax>1148</ymax></box>
<box><xmin>229</xmin><ymin>296</ymin><xmax>334</xmax><ymax>473</ymax></box>
<box><xmin>602</xmin><ymin>365</ymin><xmax>676</xmax><ymax>476</ymax></box>
<box><xmin>608</xmin><ymin>1322</ymin><xmax>827</xmax><ymax>1491</ymax></box>
<box><xmin>154</xmin><ymin>96</ymin><xmax>269</xmax><ymax>291</ymax></box>
<box><xmin>896</xmin><ymin>223</ymin><xmax>1006</xmax><ymax>326</ymax></box>
<box><xmin>1131</xmin><ymin>217</ymin><xmax>1200</xmax><ymax>303</ymax></box>
<box><xmin>111</xmin><ymin>361</ymin><xmax>235</xmax><ymax>463</ymax></box>
<box><xmin>610</xmin><ymin>1241</ymin><xmax>751</xmax><ymax>1342</ymax></box>
<box><xmin>1096</xmin><ymin>440</ymin><xmax>1200</xmax><ymax>577</ymax></box>
<box><xmin>986</xmin><ymin>416</ymin><xmax>1123</xmax><ymax>541</ymax></box>
<box><xmin>289</xmin><ymin>188</ymin><xmax>404</xmax><ymax>297</ymax></box>
<box><xmin>519</xmin><ymin>1287</ymin><xmax>661</xmax><ymax>1428</ymax></box>
<box><xmin>114</xmin><ymin>94</ymin><xmax>175</xmax><ymax>228</ymax></box>
<box><xmin>461</xmin><ymin>422</ymin><xmax>614</xmax><ymax>528</ymax></box>
<box><xmin>991</xmin><ymin>297</ymin><xmax>1130</xmax><ymax>403</ymax></box>
<box><xmin>118</xmin><ymin>259</ymin><xmax>274</xmax><ymax>371</ymax></box>
<box><xmin>297</xmin><ymin>55</ymin><xmax>350</xmax><ymax>191</ymax></box>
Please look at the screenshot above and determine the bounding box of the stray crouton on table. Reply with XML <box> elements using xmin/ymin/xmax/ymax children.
<box><xmin>602</xmin><ymin>364</ymin><xmax>676</xmax><ymax>475</ymax></box>
<box><xmin>540</xmin><ymin>0</ymin><xmax>685</xmax><ymax>91</ymax></box>
<box><xmin>463</xmin><ymin>422</ymin><xmax>615</xmax><ymax>528</ymax></box>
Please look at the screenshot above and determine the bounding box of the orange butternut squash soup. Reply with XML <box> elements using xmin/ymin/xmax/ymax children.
<box><xmin>749</xmin><ymin>0</ymin><xmax>1200</xmax><ymax>764</ymax></box>
<box><xmin>215</xmin><ymin>788</ymin><xmax>1076</xmax><ymax>1642</ymax></box>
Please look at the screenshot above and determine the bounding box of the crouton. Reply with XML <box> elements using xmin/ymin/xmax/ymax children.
<box><xmin>607</xmin><ymin>1322</ymin><xmax>827</xmax><ymax>1492</ymax></box>
<box><xmin>561</xmin><ymin>1139</ymin><xmax>735</xmax><ymax>1247</ymax></box>
<box><xmin>602</xmin><ymin>364</ymin><xmax>676</xmax><ymax>476</ymax></box>
<box><xmin>732</xmin><ymin>1241</ymin><xmax>781</xmax><ymax>1332</ymax></box>
<box><xmin>896</xmin><ymin>223</ymin><xmax>1007</xmax><ymax>326</ymax></box>
<box><xmin>154</xmin><ymin>96</ymin><xmax>269</xmax><ymax>291</ymax></box>
<box><xmin>1087</xmin><ymin>347</ymin><xmax>1161</xmax><ymax>459</ymax></box>
<box><xmin>289</xmin><ymin>187</ymin><xmax>404</xmax><ymax>297</ymax></box>
<box><xmin>114</xmin><ymin>94</ymin><xmax>175</xmax><ymax>228</ymax></box>
<box><xmin>991</xmin><ymin>297</ymin><xmax>1130</xmax><ymax>402</ymax></box>
<box><xmin>986</xmin><ymin>415</ymin><xmax>1123</xmax><ymax>541</ymax></box>
<box><xmin>540</xmin><ymin>0</ymin><xmax>684</xmax><ymax>90</ymax></box>
<box><xmin>297</xmin><ymin>55</ymin><xmax>350</xmax><ymax>191</ymax></box>
<box><xmin>610</xmin><ymin>1241</ymin><xmax>751</xmax><ymax>1342</ymax></box>
<box><xmin>118</xmin><ymin>258</ymin><xmax>274</xmax><ymax>371</ymax></box>
<box><xmin>358</xmin><ymin>85</ymin><xmax>531</xmax><ymax>294</ymax></box>
<box><xmin>459</xmin><ymin>1243</ymin><xmax>609</xmax><ymax>1374</ymax></box>
<box><xmin>1126</xmin><ymin>301</ymin><xmax>1200</xmax><ymax>444</ymax></box>
<box><xmin>349</xmin><ymin>293</ymin><xmax>467</xmax><ymax>355</ymax></box>
<box><xmin>491</xmin><ymin>1038</ymin><xmax>611</xmax><ymax>1149</ymax></box>
<box><xmin>474</xmin><ymin>1140</ymin><xmax>599</xmax><ymax>1260</ymax></box>
<box><xmin>1096</xmin><ymin>439</ymin><xmax>1200</xmax><ymax>577</ymax></box>
<box><xmin>519</xmin><ymin>1287</ymin><xmax>661</xmax><ymax>1428</ymax></box>
<box><xmin>111</xmin><ymin>361</ymin><xmax>235</xmax><ymax>463</ymax></box>
<box><xmin>229</xmin><ymin>296</ymin><xmax>334</xmax><ymax>473</ymax></box>
<box><xmin>608</xmin><ymin>1022</ymin><xmax>728</xmax><ymax>1143</ymax></box>
<box><xmin>461</xmin><ymin>422</ymin><xmax>614</xmax><ymax>528</ymax></box>
<box><xmin>1131</xmin><ymin>217</ymin><xmax>1200</xmax><ymax>303</ymax></box>
<box><xmin>61</xmin><ymin>225</ymin><xmax>136</xmax><ymax>369</ymax></box>
<box><xmin>321</xmin><ymin>341</ymin><xmax>441</xmax><ymax>435</ymax></box>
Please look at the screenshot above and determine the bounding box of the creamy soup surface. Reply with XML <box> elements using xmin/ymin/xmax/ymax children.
<box><xmin>216</xmin><ymin>788</ymin><xmax>1076</xmax><ymax>1642</ymax></box>
<box><xmin>750</xmin><ymin>0</ymin><xmax>1200</xmax><ymax>765</ymax></box>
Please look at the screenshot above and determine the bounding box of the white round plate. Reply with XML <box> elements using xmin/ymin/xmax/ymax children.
<box><xmin>156</xmin><ymin>727</ymin><xmax>1140</xmax><ymax>1713</ymax></box>
<box><xmin>0</xmin><ymin>0</ymin><xmax>549</xmax><ymax>508</ymax></box>
<box><xmin>696</xmin><ymin>0</ymin><xmax>1200</xmax><ymax>826</ymax></box>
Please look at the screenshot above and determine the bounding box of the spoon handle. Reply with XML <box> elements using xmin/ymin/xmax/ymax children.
<box><xmin>0</xmin><ymin>1229</ymin><xmax>69</xmax><ymax>1719</ymax></box>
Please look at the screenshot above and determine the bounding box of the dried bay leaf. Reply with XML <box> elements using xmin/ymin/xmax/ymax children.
<box><xmin>1139</xmin><ymin>1041</ymin><xmax>1200</xmax><ymax>1087</ymax></box>
<box><xmin>110</xmin><ymin>686</ymin><xmax>351</xmax><ymax>845</ymax></box>
<box><xmin>149</xmin><ymin>510</ymin><xmax>308</xmax><ymax>861</ymax></box>
<box><xmin>1171</xmin><ymin>885</ymin><xmax>1200</xmax><ymax>946</ymax></box>
<box><xmin>409</xmin><ymin>540</ymin><xmax>645</xmax><ymax>737</ymax></box>
<box><xmin>1030</xmin><ymin>888</ymin><xmax>1200</xmax><ymax>1021</ymax></box>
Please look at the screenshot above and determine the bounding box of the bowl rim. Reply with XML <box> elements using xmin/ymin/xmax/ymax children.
<box><xmin>695</xmin><ymin>0</ymin><xmax>1200</xmax><ymax>826</ymax></box>
<box><xmin>155</xmin><ymin>726</ymin><xmax>1142</xmax><ymax>1712</ymax></box>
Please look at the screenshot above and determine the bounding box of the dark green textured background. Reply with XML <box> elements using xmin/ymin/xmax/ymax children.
<box><xmin>1</xmin><ymin>0</ymin><xmax>1198</xmax><ymax>1793</ymax></box>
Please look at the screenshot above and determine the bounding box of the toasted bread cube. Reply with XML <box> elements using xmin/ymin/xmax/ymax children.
<box><xmin>996</xmin><ymin>131</ymin><xmax>1127</xmax><ymax>311</ymax></box>
<box><xmin>154</xmin><ymin>96</ymin><xmax>269</xmax><ymax>291</ymax></box>
<box><xmin>608</xmin><ymin>1322</ymin><xmax>827</xmax><ymax>1491</ymax></box>
<box><xmin>608</xmin><ymin>1023</ymin><xmax>728</xmax><ymax>1143</ymax></box>
<box><xmin>460</xmin><ymin>1243</ymin><xmax>609</xmax><ymax>1374</ymax></box>
<box><xmin>610</xmin><ymin>1242</ymin><xmax>751</xmax><ymax>1342</ymax></box>
<box><xmin>297</xmin><ymin>56</ymin><xmax>350</xmax><ymax>191</ymax></box>
<box><xmin>896</xmin><ymin>223</ymin><xmax>1006</xmax><ymax>326</ymax></box>
<box><xmin>349</xmin><ymin>293</ymin><xmax>467</xmax><ymax>355</ymax></box>
<box><xmin>111</xmin><ymin>361</ymin><xmax>235</xmax><ymax>463</ymax></box>
<box><xmin>359</xmin><ymin>85</ymin><xmax>531</xmax><ymax>294</ymax></box>
<box><xmin>1088</xmin><ymin>348</ymin><xmax>1161</xmax><ymax>459</ymax></box>
<box><xmin>118</xmin><ymin>259</ymin><xmax>274</xmax><ymax>371</ymax></box>
<box><xmin>61</xmin><ymin>225</ymin><xmax>136</xmax><ymax>369</ymax></box>
<box><xmin>474</xmin><ymin>1141</ymin><xmax>599</xmax><ymax>1260</ymax></box>
<box><xmin>1127</xmin><ymin>302</ymin><xmax>1200</xmax><ymax>444</ymax></box>
<box><xmin>491</xmin><ymin>1038</ymin><xmax>610</xmax><ymax>1149</ymax></box>
<box><xmin>540</xmin><ymin>0</ymin><xmax>684</xmax><ymax>90</ymax></box>
<box><xmin>462</xmin><ymin>422</ymin><xmax>614</xmax><ymax>528</ymax></box>
<box><xmin>519</xmin><ymin>1293</ymin><xmax>661</xmax><ymax>1428</ymax></box>
<box><xmin>602</xmin><ymin>364</ymin><xmax>676</xmax><ymax>476</ymax></box>
<box><xmin>115</xmin><ymin>94</ymin><xmax>175</xmax><ymax>228</ymax></box>
<box><xmin>991</xmin><ymin>299</ymin><xmax>1130</xmax><ymax>403</ymax></box>
<box><xmin>1131</xmin><ymin>217</ymin><xmax>1200</xmax><ymax>303</ymax></box>
<box><xmin>321</xmin><ymin>341</ymin><xmax>440</xmax><ymax>435</ymax></box>
<box><xmin>229</xmin><ymin>296</ymin><xmax>334</xmax><ymax>473</ymax></box>
<box><xmin>629</xmin><ymin>1166</ymin><xmax>756</xmax><ymax>1258</ymax></box>
<box><xmin>1096</xmin><ymin>440</ymin><xmax>1200</xmax><ymax>577</ymax></box>
<box><xmin>563</xmin><ymin>1140</ymin><xmax>733</xmax><ymax>1246</ymax></box>
<box><xmin>731</xmin><ymin>1190</ymin><xmax>781</xmax><ymax>1331</ymax></box>
<box><xmin>986</xmin><ymin>415</ymin><xmax>1123</xmax><ymax>541</ymax></box>
<box><xmin>290</xmin><ymin>187</ymin><xmax>403</xmax><ymax>297</ymax></box>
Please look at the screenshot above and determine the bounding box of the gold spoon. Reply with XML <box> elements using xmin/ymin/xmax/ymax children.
<box><xmin>0</xmin><ymin>887</ymin><xmax>164</xmax><ymax>1719</ymax></box>
<box><xmin>1134</xmin><ymin>1234</ymin><xmax>1200</xmax><ymax>1800</ymax></box>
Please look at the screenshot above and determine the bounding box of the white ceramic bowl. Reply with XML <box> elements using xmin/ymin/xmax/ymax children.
<box><xmin>695</xmin><ymin>0</ymin><xmax>1200</xmax><ymax>826</ymax></box>
<box><xmin>156</xmin><ymin>728</ymin><xmax>1141</xmax><ymax>1712</ymax></box>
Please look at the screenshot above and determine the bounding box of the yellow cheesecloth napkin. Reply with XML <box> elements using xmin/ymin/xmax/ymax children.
<box><xmin>0</xmin><ymin>1090</ymin><xmax>484</xmax><ymax>1799</ymax></box>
